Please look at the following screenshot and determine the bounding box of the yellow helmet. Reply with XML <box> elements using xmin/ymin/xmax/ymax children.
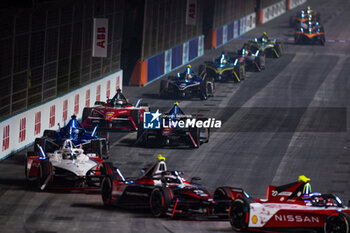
<box><xmin>263</xmin><ymin>32</ymin><xmax>267</xmax><ymax>35</ymax></box>
<box><xmin>157</xmin><ymin>154</ymin><xmax>166</xmax><ymax>161</ymax></box>
<box><xmin>298</xmin><ymin>175</ymin><xmax>310</xmax><ymax>183</ymax></box>
<box><xmin>187</xmin><ymin>64</ymin><xmax>191</xmax><ymax>68</ymax></box>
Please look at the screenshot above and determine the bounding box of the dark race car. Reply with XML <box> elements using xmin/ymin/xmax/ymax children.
<box><xmin>238</xmin><ymin>43</ymin><xmax>266</xmax><ymax>72</ymax></box>
<box><xmin>249</xmin><ymin>35</ymin><xmax>283</xmax><ymax>58</ymax></box>
<box><xmin>295</xmin><ymin>20</ymin><xmax>325</xmax><ymax>45</ymax></box>
<box><xmin>25</xmin><ymin>140</ymin><xmax>113</xmax><ymax>191</ymax></box>
<box><xmin>35</xmin><ymin>115</ymin><xmax>109</xmax><ymax>159</ymax></box>
<box><xmin>229</xmin><ymin>176</ymin><xmax>350</xmax><ymax>233</ymax></box>
<box><xmin>204</xmin><ymin>52</ymin><xmax>245</xmax><ymax>82</ymax></box>
<box><xmin>159</xmin><ymin>65</ymin><xmax>214</xmax><ymax>100</ymax></box>
<box><xmin>136</xmin><ymin>102</ymin><xmax>210</xmax><ymax>148</ymax></box>
<box><xmin>289</xmin><ymin>7</ymin><xmax>321</xmax><ymax>28</ymax></box>
<box><xmin>101</xmin><ymin>155</ymin><xmax>244</xmax><ymax>218</ymax></box>
<box><xmin>81</xmin><ymin>89</ymin><xmax>149</xmax><ymax>131</ymax></box>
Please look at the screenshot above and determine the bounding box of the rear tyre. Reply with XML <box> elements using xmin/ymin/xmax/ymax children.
<box><xmin>82</xmin><ymin>108</ymin><xmax>92</xmax><ymax>125</ymax></box>
<box><xmin>36</xmin><ymin>160</ymin><xmax>53</xmax><ymax>190</ymax></box>
<box><xmin>150</xmin><ymin>187</ymin><xmax>173</xmax><ymax>217</ymax></box>
<box><xmin>214</xmin><ymin>187</ymin><xmax>234</xmax><ymax>218</ymax></box>
<box><xmin>130</xmin><ymin>110</ymin><xmax>141</xmax><ymax>130</ymax></box>
<box><xmin>190</xmin><ymin>127</ymin><xmax>200</xmax><ymax>148</ymax></box>
<box><xmin>43</xmin><ymin>130</ymin><xmax>57</xmax><ymax>138</ymax></box>
<box><xmin>160</xmin><ymin>80</ymin><xmax>169</xmax><ymax>98</ymax></box>
<box><xmin>200</xmin><ymin>80</ymin><xmax>208</xmax><ymax>100</ymax></box>
<box><xmin>324</xmin><ymin>212</ymin><xmax>350</xmax><ymax>233</ymax></box>
<box><xmin>230</xmin><ymin>197</ymin><xmax>251</xmax><ymax>232</ymax></box>
<box><xmin>320</xmin><ymin>36</ymin><xmax>326</xmax><ymax>46</ymax></box>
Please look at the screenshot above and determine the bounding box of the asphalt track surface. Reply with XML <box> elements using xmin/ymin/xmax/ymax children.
<box><xmin>1</xmin><ymin>0</ymin><xmax>350</xmax><ymax>232</ymax></box>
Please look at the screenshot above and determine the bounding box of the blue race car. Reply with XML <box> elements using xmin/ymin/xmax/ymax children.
<box><xmin>34</xmin><ymin>115</ymin><xmax>109</xmax><ymax>159</ymax></box>
<box><xmin>159</xmin><ymin>65</ymin><xmax>214</xmax><ymax>100</ymax></box>
<box><xmin>204</xmin><ymin>52</ymin><xmax>245</xmax><ymax>82</ymax></box>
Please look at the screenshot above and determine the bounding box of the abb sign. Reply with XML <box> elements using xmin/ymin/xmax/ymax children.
<box><xmin>19</xmin><ymin>118</ymin><xmax>26</xmax><ymax>143</ymax></box>
<box><xmin>74</xmin><ymin>94</ymin><xmax>79</xmax><ymax>115</ymax></box>
<box><xmin>186</xmin><ymin>0</ymin><xmax>197</xmax><ymax>25</ymax></box>
<box><xmin>2</xmin><ymin>125</ymin><xmax>9</xmax><ymax>151</ymax></box>
<box><xmin>92</xmin><ymin>18</ymin><xmax>109</xmax><ymax>57</ymax></box>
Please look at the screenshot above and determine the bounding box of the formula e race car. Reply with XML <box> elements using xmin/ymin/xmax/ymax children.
<box><xmin>81</xmin><ymin>89</ymin><xmax>149</xmax><ymax>131</ymax></box>
<box><xmin>248</xmin><ymin>36</ymin><xmax>283</xmax><ymax>58</ymax></box>
<box><xmin>295</xmin><ymin>20</ymin><xmax>325</xmax><ymax>45</ymax></box>
<box><xmin>229</xmin><ymin>175</ymin><xmax>350</xmax><ymax>233</ymax></box>
<box><xmin>35</xmin><ymin>115</ymin><xmax>109</xmax><ymax>159</ymax></box>
<box><xmin>203</xmin><ymin>52</ymin><xmax>245</xmax><ymax>82</ymax></box>
<box><xmin>25</xmin><ymin>140</ymin><xmax>113</xmax><ymax>190</ymax></box>
<box><xmin>101</xmin><ymin>155</ymin><xmax>245</xmax><ymax>218</ymax></box>
<box><xmin>289</xmin><ymin>7</ymin><xmax>321</xmax><ymax>27</ymax></box>
<box><xmin>159</xmin><ymin>65</ymin><xmax>214</xmax><ymax>100</ymax></box>
<box><xmin>238</xmin><ymin>43</ymin><xmax>266</xmax><ymax>72</ymax></box>
<box><xmin>136</xmin><ymin>102</ymin><xmax>211</xmax><ymax>148</ymax></box>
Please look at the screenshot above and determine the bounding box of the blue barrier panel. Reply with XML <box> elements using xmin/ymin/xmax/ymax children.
<box><xmin>189</xmin><ymin>37</ymin><xmax>198</xmax><ymax>61</ymax></box>
<box><xmin>217</xmin><ymin>27</ymin><xmax>223</xmax><ymax>47</ymax></box>
<box><xmin>227</xmin><ymin>22</ymin><xmax>234</xmax><ymax>41</ymax></box>
<box><xmin>147</xmin><ymin>53</ymin><xmax>165</xmax><ymax>82</ymax></box>
<box><xmin>171</xmin><ymin>45</ymin><xmax>183</xmax><ymax>69</ymax></box>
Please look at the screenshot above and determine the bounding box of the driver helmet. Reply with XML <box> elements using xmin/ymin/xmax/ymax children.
<box><xmin>71</xmin><ymin>128</ymin><xmax>79</xmax><ymax>140</ymax></box>
<box><xmin>116</xmin><ymin>100</ymin><xmax>123</xmax><ymax>106</ymax></box>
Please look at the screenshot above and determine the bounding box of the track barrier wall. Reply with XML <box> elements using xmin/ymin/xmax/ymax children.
<box><xmin>212</xmin><ymin>12</ymin><xmax>256</xmax><ymax>48</ymax></box>
<box><xmin>287</xmin><ymin>0</ymin><xmax>307</xmax><ymax>10</ymax></box>
<box><xmin>129</xmin><ymin>35</ymin><xmax>204</xmax><ymax>86</ymax></box>
<box><xmin>0</xmin><ymin>70</ymin><xmax>123</xmax><ymax>161</ymax></box>
<box><xmin>260</xmin><ymin>0</ymin><xmax>287</xmax><ymax>24</ymax></box>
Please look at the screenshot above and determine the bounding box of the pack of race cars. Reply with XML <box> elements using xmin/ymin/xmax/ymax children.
<box><xmin>23</xmin><ymin>5</ymin><xmax>342</xmax><ymax>233</ymax></box>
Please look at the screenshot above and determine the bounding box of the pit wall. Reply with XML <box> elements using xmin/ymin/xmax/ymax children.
<box><xmin>206</xmin><ymin>12</ymin><xmax>256</xmax><ymax>49</ymax></box>
<box><xmin>129</xmin><ymin>35</ymin><xmax>204</xmax><ymax>86</ymax></box>
<box><xmin>0</xmin><ymin>70</ymin><xmax>123</xmax><ymax>161</ymax></box>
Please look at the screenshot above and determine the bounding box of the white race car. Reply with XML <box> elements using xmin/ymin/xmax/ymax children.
<box><xmin>25</xmin><ymin>139</ymin><xmax>113</xmax><ymax>191</ymax></box>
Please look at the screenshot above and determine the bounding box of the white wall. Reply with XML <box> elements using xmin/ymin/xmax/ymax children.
<box><xmin>0</xmin><ymin>70</ymin><xmax>123</xmax><ymax>160</ymax></box>
<box><xmin>289</xmin><ymin>0</ymin><xmax>307</xmax><ymax>10</ymax></box>
<box><xmin>262</xmin><ymin>0</ymin><xmax>286</xmax><ymax>24</ymax></box>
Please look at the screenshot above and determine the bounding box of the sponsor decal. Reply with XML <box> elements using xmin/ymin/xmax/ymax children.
<box><xmin>274</xmin><ymin>214</ymin><xmax>320</xmax><ymax>223</ymax></box>
<box><xmin>34</xmin><ymin>112</ymin><xmax>41</xmax><ymax>135</ymax></box>
<box><xmin>19</xmin><ymin>118</ymin><xmax>26</xmax><ymax>143</ymax></box>
<box><xmin>252</xmin><ymin>215</ymin><xmax>258</xmax><ymax>224</ymax></box>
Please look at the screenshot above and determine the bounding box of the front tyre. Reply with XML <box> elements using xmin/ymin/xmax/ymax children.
<box><xmin>150</xmin><ymin>187</ymin><xmax>173</xmax><ymax>217</ymax></box>
<box><xmin>230</xmin><ymin>197</ymin><xmax>251</xmax><ymax>232</ymax></box>
<box><xmin>324</xmin><ymin>212</ymin><xmax>350</xmax><ymax>233</ymax></box>
<box><xmin>101</xmin><ymin>176</ymin><xmax>113</xmax><ymax>206</ymax></box>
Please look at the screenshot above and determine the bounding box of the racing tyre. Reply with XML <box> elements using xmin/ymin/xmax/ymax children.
<box><xmin>214</xmin><ymin>187</ymin><xmax>234</xmax><ymax>218</ymax></box>
<box><xmin>320</xmin><ymin>36</ymin><xmax>326</xmax><ymax>46</ymax></box>
<box><xmin>43</xmin><ymin>130</ymin><xmax>57</xmax><ymax>138</ymax></box>
<box><xmin>200</xmin><ymin>80</ymin><xmax>208</xmax><ymax>100</ymax></box>
<box><xmin>91</xmin><ymin>139</ymin><xmax>109</xmax><ymax>159</ymax></box>
<box><xmin>36</xmin><ymin>160</ymin><xmax>53</xmax><ymax>190</ymax></box>
<box><xmin>94</xmin><ymin>101</ymin><xmax>105</xmax><ymax>106</ymax></box>
<box><xmin>101</xmin><ymin>176</ymin><xmax>113</xmax><ymax>206</ymax></box>
<box><xmin>198</xmin><ymin>64</ymin><xmax>207</xmax><ymax>78</ymax></box>
<box><xmin>82</xmin><ymin>108</ymin><xmax>92</xmax><ymax>125</ymax></box>
<box><xmin>130</xmin><ymin>110</ymin><xmax>141</xmax><ymax>129</ymax></box>
<box><xmin>324</xmin><ymin>212</ymin><xmax>350</xmax><ymax>233</ymax></box>
<box><xmin>189</xmin><ymin>127</ymin><xmax>200</xmax><ymax>148</ymax></box>
<box><xmin>230</xmin><ymin>197</ymin><xmax>252</xmax><ymax>232</ymax></box>
<box><xmin>150</xmin><ymin>187</ymin><xmax>173</xmax><ymax>217</ymax></box>
<box><xmin>159</xmin><ymin>80</ymin><xmax>169</xmax><ymax>98</ymax></box>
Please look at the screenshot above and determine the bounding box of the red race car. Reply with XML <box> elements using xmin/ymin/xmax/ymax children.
<box><xmin>101</xmin><ymin>155</ymin><xmax>244</xmax><ymax>218</ymax></box>
<box><xmin>82</xmin><ymin>89</ymin><xmax>149</xmax><ymax>131</ymax></box>
<box><xmin>230</xmin><ymin>176</ymin><xmax>350</xmax><ymax>233</ymax></box>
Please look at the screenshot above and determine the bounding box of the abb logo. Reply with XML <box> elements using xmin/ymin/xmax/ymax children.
<box><xmin>49</xmin><ymin>105</ymin><xmax>55</xmax><ymax>128</ymax></box>
<box><xmin>74</xmin><ymin>94</ymin><xmax>79</xmax><ymax>115</ymax></box>
<box><xmin>96</xmin><ymin>85</ymin><xmax>101</xmax><ymax>101</ymax></box>
<box><xmin>106</xmin><ymin>80</ymin><xmax>111</xmax><ymax>98</ymax></box>
<box><xmin>86</xmin><ymin>89</ymin><xmax>90</xmax><ymax>107</ymax></box>
<box><xmin>34</xmin><ymin>112</ymin><xmax>41</xmax><ymax>135</ymax></box>
<box><xmin>96</xmin><ymin>27</ymin><xmax>106</xmax><ymax>49</ymax></box>
<box><xmin>62</xmin><ymin>100</ymin><xmax>68</xmax><ymax>121</ymax></box>
<box><xmin>19</xmin><ymin>118</ymin><xmax>26</xmax><ymax>143</ymax></box>
<box><xmin>2</xmin><ymin>125</ymin><xmax>10</xmax><ymax>151</ymax></box>
<box><xmin>116</xmin><ymin>76</ymin><xmax>120</xmax><ymax>90</ymax></box>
